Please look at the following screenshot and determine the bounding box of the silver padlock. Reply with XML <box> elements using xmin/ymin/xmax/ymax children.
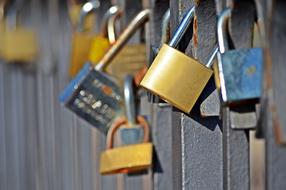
<box><xmin>119</xmin><ymin>75</ymin><xmax>144</xmax><ymax>145</ymax></box>
<box><xmin>59</xmin><ymin>9</ymin><xmax>151</xmax><ymax>134</ymax></box>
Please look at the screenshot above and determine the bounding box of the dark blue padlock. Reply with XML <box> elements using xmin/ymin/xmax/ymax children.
<box><xmin>217</xmin><ymin>8</ymin><xmax>263</xmax><ymax>106</ymax></box>
<box><xmin>59</xmin><ymin>10</ymin><xmax>151</xmax><ymax>134</ymax></box>
<box><xmin>119</xmin><ymin>75</ymin><xmax>144</xmax><ymax>145</ymax></box>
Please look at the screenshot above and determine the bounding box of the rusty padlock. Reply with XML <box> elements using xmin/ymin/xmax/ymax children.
<box><xmin>216</xmin><ymin>8</ymin><xmax>263</xmax><ymax>106</ymax></box>
<box><xmin>0</xmin><ymin>6</ymin><xmax>38</xmax><ymax>63</ymax></box>
<box><xmin>59</xmin><ymin>9</ymin><xmax>151</xmax><ymax>134</ymax></box>
<box><xmin>140</xmin><ymin>7</ymin><xmax>218</xmax><ymax>113</ymax></box>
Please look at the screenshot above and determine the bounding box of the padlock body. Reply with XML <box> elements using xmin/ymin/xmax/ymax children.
<box><xmin>119</xmin><ymin>125</ymin><xmax>144</xmax><ymax>145</ymax></box>
<box><xmin>140</xmin><ymin>44</ymin><xmax>213</xmax><ymax>113</ymax></box>
<box><xmin>88</xmin><ymin>36</ymin><xmax>110</xmax><ymax>63</ymax></box>
<box><xmin>100</xmin><ymin>143</ymin><xmax>152</xmax><ymax>175</ymax></box>
<box><xmin>220</xmin><ymin>48</ymin><xmax>263</xmax><ymax>105</ymax></box>
<box><xmin>107</xmin><ymin>44</ymin><xmax>147</xmax><ymax>87</ymax></box>
<box><xmin>0</xmin><ymin>29</ymin><xmax>38</xmax><ymax>62</ymax></box>
<box><xmin>69</xmin><ymin>32</ymin><xmax>93</xmax><ymax>77</ymax></box>
<box><xmin>60</xmin><ymin>63</ymin><xmax>123</xmax><ymax>134</ymax></box>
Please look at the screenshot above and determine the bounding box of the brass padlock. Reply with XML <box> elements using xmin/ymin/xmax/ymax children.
<box><xmin>119</xmin><ymin>75</ymin><xmax>144</xmax><ymax>145</ymax></box>
<box><xmin>87</xmin><ymin>6</ymin><xmax>122</xmax><ymax>64</ymax></box>
<box><xmin>59</xmin><ymin>9</ymin><xmax>151</xmax><ymax>134</ymax></box>
<box><xmin>0</xmin><ymin>8</ymin><xmax>38</xmax><ymax>63</ymax></box>
<box><xmin>105</xmin><ymin>9</ymin><xmax>149</xmax><ymax>87</ymax></box>
<box><xmin>100</xmin><ymin>116</ymin><xmax>152</xmax><ymax>175</ymax></box>
<box><xmin>140</xmin><ymin>7</ymin><xmax>217</xmax><ymax>113</ymax></box>
<box><xmin>68</xmin><ymin>1</ymin><xmax>100</xmax><ymax>77</ymax></box>
<box><xmin>216</xmin><ymin>8</ymin><xmax>263</xmax><ymax>106</ymax></box>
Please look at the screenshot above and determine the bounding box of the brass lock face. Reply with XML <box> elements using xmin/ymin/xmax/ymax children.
<box><xmin>217</xmin><ymin>8</ymin><xmax>263</xmax><ymax>106</ymax></box>
<box><xmin>141</xmin><ymin>44</ymin><xmax>213</xmax><ymax>113</ymax></box>
<box><xmin>69</xmin><ymin>32</ymin><xmax>94</xmax><ymax>77</ymax></box>
<box><xmin>107</xmin><ymin>44</ymin><xmax>147</xmax><ymax>87</ymax></box>
<box><xmin>0</xmin><ymin>28</ymin><xmax>38</xmax><ymax>62</ymax></box>
<box><xmin>141</xmin><ymin>7</ymin><xmax>216</xmax><ymax>113</ymax></box>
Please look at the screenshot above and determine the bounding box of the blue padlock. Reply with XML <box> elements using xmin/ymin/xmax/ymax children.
<box><xmin>217</xmin><ymin>8</ymin><xmax>263</xmax><ymax>106</ymax></box>
<box><xmin>119</xmin><ymin>75</ymin><xmax>144</xmax><ymax>145</ymax></box>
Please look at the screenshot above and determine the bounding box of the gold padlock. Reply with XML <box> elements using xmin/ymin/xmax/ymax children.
<box><xmin>69</xmin><ymin>5</ymin><xmax>121</xmax><ymax>77</ymax></box>
<box><xmin>0</xmin><ymin>7</ymin><xmax>38</xmax><ymax>63</ymax></box>
<box><xmin>140</xmin><ymin>7</ymin><xmax>218</xmax><ymax>113</ymax></box>
<box><xmin>100</xmin><ymin>116</ymin><xmax>152</xmax><ymax>175</ymax></box>
<box><xmin>88</xmin><ymin>6</ymin><xmax>122</xmax><ymax>64</ymax></box>
<box><xmin>68</xmin><ymin>1</ymin><xmax>100</xmax><ymax>77</ymax></box>
<box><xmin>104</xmin><ymin>9</ymin><xmax>148</xmax><ymax>87</ymax></box>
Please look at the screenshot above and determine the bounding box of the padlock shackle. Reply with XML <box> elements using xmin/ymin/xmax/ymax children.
<box><xmin>168</xmin><ymin>6</ymin><xmax>195</xmax><ymax>48</ymax></box>
<box><xmin>77</xmin><ymin>0</ymin><xmax>100</xmax><ymax>32</ymax></box>
<box><xmin>217</xmin><ymin>8</ymin><xmax>231</xmax><ymax>54</ymax></box>
<box><xmin>124</xmin><ymin>75</ymin><xmax>136</xmax><ymax>125</ymax></box>
<box><xmin>205</xmin><ymin>47</ymin><xmax>219</xmax><ymax>68</ymax></box>
<box><xmin>95</xmin><ymin>9</ymin><xmax>150</xmax><ymax>71</ymax></box>
<box><xmin>99</xmin><ymin>5</ymin><xmax>122</xmax><ymax>44</ymax></box>
<box><xmin>160</xmin><ymin>9</ymin><xmax>170</xmax><ymax>45</ymax></box>
<box><xmin>106</xmin><ymin>116</ymin><xmax>150</xmax><ymax>149</ymax></box>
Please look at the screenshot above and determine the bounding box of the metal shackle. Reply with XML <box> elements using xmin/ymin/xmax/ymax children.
<box><xmin>100</xmin><ymin>5</ymin><xmax>122</xmax><ymax>44</ymax></box>
<box><xmin>77</xmin><ymin>0</ymin><xmax>100</xmax><ymax>32</ymax></box>
<box><xmin>168</xmin><ymin>6</ymin><xmax>195</xmax><ymax>48</ymax></box>
<box><xmin>217</xmin><ymin>8</ymin><xmax>231</xmax><ymax>54</ymax></box>
<box><xmin>124</xmin><ymin>75</ymin><xmax>137</xmax><ymax>126</ymax></box>
<box><xmin>106</xmin><ymin>116</ymin><xmax>150</xmax><ymax>149</ymax></box>
<box><xmin>160</xmin><ymin>9</ymin><xmax>170</xmax><ymax>45</ymax></box>
<box><xmin>95</xmin><ymin>9</ymin><xmax>151</xmax><ymax>71</ymax></box>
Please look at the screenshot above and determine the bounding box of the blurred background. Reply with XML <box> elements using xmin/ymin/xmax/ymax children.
<box><xmin>0</xmin><ymin>0</ymin><xmax>286</xmax><ymax>190</ymax></box>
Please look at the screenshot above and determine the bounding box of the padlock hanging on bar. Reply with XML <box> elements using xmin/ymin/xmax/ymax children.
<box><xmin>69</xmin><ymin>4</ymin><xmax>121</xmax><ymax>77</ymax></box>
<box><xmin>100</xmin><ymin>115</ymin><xmax>152</xmax><ymax>175</ymax></box>
<box><xmin>216</xmin><ymin>8</ymin><xmax>263</xmax><ymax>106</ymax></box>
<box><xmin>140</xmin><ymin>7</ymin><xmax>218</xmax><ymax>113</ymax></box>
<box><xmin>119</xmin><ymin>75</ymin><xmax>144</xmax><ymax>145</ymax></box>
<box><xmin>60</xmin><ymin>9</ymin><xmax>151</xmax><ymax>134</ymax></box>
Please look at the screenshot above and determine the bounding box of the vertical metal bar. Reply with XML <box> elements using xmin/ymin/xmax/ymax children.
<box><xmin>176</xmin><ymin>0</ymin><xmax>223</xmax><ymax>189</ymax></box>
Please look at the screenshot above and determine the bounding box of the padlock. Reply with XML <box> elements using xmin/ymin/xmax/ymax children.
<box><xmin>216</xmin><ymin>8</ymin><xmax>263</xmax><ymax>106</ymax></box>
<box><xmin>87</xmin><ymin>6</ymin><xmax>122</xmax><ymax>64</ymax></box>
<box><xmin>100</xmin><ymin>116</ymin><xmax>152</xmax><ymax>175</ymax></box>
<box><xmin>119</xmin><ymin>75</ymin><xmax>144</xmax><ymax>145</ymax></box>
<box><xmin>68</xmin><ymin>1</ymin><xmax>101</xmax><ymax>77</ymax></box>
<box><xmin>0</xmin><ymin>8</ymin><xmax>38</xmax><ymax>63</ymax></box>
<box><xmin>140</xmin><ymin>7</ymin><xmax>218</xmax><ymax>113</ymax></box>
<box><xmin>59</xmin><ymin>9</ymin><xmax>151</xmax><ymax>134</ymax></box>
<box><xmin>104</xmin><ymin>9</ymin><xmax>150</xmax><ymax>88</ymax></box>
